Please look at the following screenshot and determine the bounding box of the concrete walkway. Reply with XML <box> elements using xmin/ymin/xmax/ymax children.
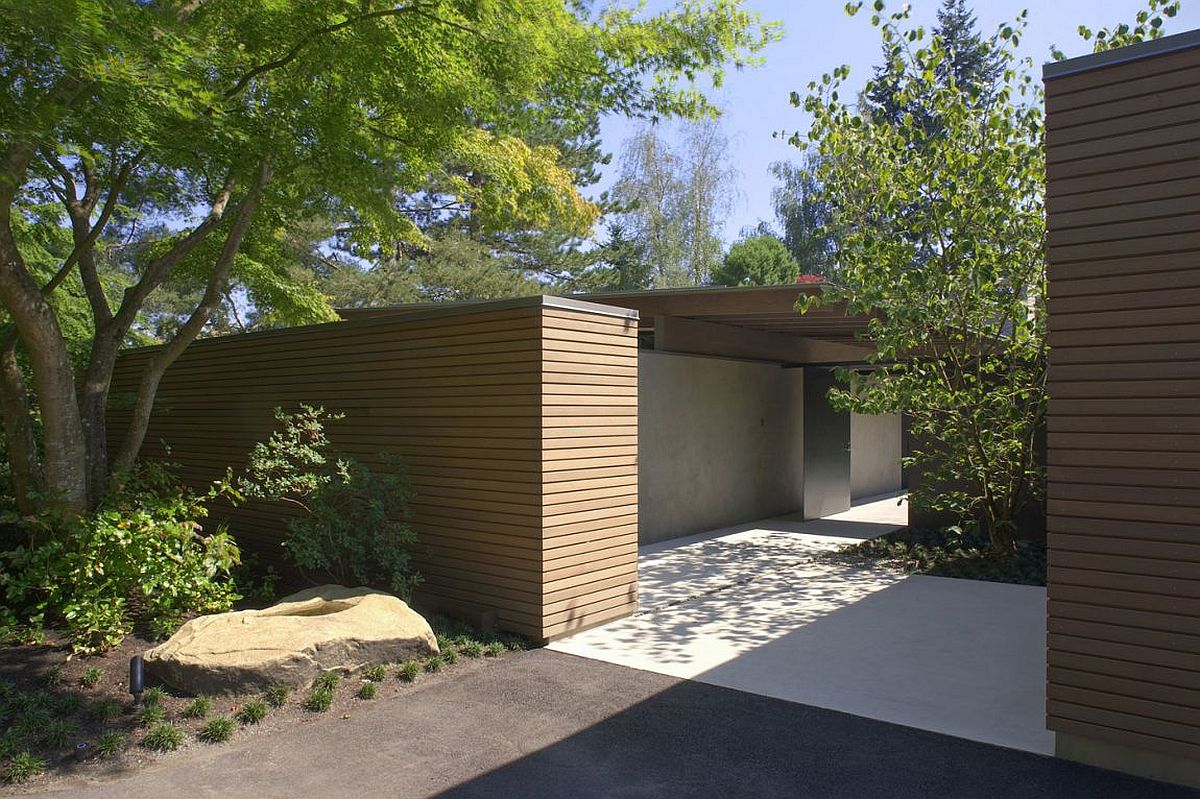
<box><xmin>550</xmin><ymin>494</ymin><xmax>1053</xmax><ymax>754</ymax></box>
<box><xmin>48</xmin><ymin>651</ymin><xmax>1195</xmax><ymax>799</ymax></box>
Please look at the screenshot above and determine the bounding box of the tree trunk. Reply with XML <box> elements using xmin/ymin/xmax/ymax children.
<box><xmin>0</xmin><ymin>337</ymin><xmax>41</xmax><ymax>513</ymax></box>
<box><xmin>112</xmin><ymin>160</ymin><xmax>270</xmax><ymax>475</ymax></box>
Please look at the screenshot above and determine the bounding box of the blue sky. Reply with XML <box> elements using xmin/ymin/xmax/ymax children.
<box><xmin>589</xmin><ymin>1</ymin><xmax>1200</xmax><ymax>243</ymax></box>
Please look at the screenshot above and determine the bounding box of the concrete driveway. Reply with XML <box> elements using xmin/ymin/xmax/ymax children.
<box><xmin>49</xmin><ymin>650</ymin><xmax>1194</xmax><ymax>799</ymax></box>
<box><xmin>550</xmin><ymin>495</ymin><xmax>1053</xmax><ymax>755</ymax></box>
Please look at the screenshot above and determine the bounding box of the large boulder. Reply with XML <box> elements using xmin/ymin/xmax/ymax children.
<box><xmin>145</xmin><ymin>585</ymin><xmax>439</xmax><ymax>695</ymax></box>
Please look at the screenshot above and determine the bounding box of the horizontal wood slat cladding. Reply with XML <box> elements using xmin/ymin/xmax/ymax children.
<box><xmin>1045</xmin><ymin>43</ymin><xmax>1200</xmax><ymax>764</ymax></box>
<box><xmin>108</xmin><ymin>297</ymin><xmax>642</xmax><ymax>642</ymax></box>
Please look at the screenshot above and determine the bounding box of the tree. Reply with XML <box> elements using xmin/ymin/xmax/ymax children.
<box><xmin>575</xmin><ymin>220</ymin><xmax>653</xmax><ymax>293</ymax></box>
<box><xmin>768</xmin><ymin>155</ymin><xmax>837</xmax><ymax>277</ymax></box>
<box><xmin>712</xmin><ymin>229</ymin><xmax>797</xmax><ymax>287</ymax></box>
<box><xmin>1076</xmin><ymin>0</ymin><xmax>1182</xmax><ymax>52</ymax></box>
<box><xmin>611</xmin><ymin>117</ymin><xmax>739</xmax><ymax>287</ymax></box>
<box><xmin>797</xmin><ymin>5</ymin><xmax>1046</xmax><ymax>552</ymax></box>
<box><xmin>0</xmin><ymin>0</ymin><xmax>775</xmax><ymax>512</ymax></box>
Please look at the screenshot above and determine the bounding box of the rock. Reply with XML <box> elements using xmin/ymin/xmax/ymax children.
<box><xmin>145</xmin><ymin>585</ymin><xmax>439</xmax><ymax>695</ymax></box>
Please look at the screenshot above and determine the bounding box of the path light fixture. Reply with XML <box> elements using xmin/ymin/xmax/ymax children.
<box><xmin>129</xmin><ymin>654</ymin><xmax>144</xmax><ymax>705</ymax></box>
<box><xmin>73</xmin><ymin>741</ymin><xmax>90</xmax><ymax>762</ymax></box>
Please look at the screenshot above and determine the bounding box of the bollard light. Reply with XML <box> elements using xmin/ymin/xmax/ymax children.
<box><xmin>74</xmin><ymin>741</ymin><xmax>90</xmax><ymax>762</ymax></box>
<box><xmin>129</xmin><ymin>654</ymin><xmax>145</xmax><ymax>704</ymax></box>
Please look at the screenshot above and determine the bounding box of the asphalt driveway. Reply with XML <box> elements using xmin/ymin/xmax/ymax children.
<box><xmin>47</xmin><ymin>650</ymin><xmax>1197</xmax><ymax>799</ymax></box>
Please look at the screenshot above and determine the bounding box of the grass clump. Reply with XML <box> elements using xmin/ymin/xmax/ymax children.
<box><xmin>56</xmin><ymin>691</ymin><xmax>85</xmax><ymax>715</ymax></box>
<box><xmin>136</xmin><ymin>703</ymin><xmax>165</xmax><ymax>727</ymax></box>
<box><xmin>483</xmin><ymin>642</ymin><xmax>507</xmax><ymax>658</ymax></box>
<box><xmin>264</xmin><ymin>684</ymin><xmax>291</xmax><ymax>708</ymax></box>
<box><xmin>87</xmin><ymin>696</ymin><xmax>124</xmax><ymax>722</ymax></box>
<box><xmin>313</xmin><ymin>672</ymin><xmax>339</xmax><ymax>692</ymax></box>
<box><xmin>460</xmin><ymin>641</ymin><xmax>483</xmax><ymax>658</ymax></box>
<box><xmin>79</xmin><ymin>666</ymin><xmax>104</xmax><ymax>689</ymax></box>
<box><xmin>237</xmin><ymin>699</ymin><xmax>268</xmax><ymax>725</ymax></box>
<box><xmin>11</xmin><ymin>709</ymin><xmax>51</xmax><ymax>741</ymax></box>
<box><xmin>198</xmin><ymin>716</ymin><xmax>235</xmax><ymax>744</ymax></box>
<box><xmin>141</xmin><ymin>722</ymin><xmax>183</xmax><ymax>752</ymax></box>
<box><xmin>362</xmin><ymin>664</ymin><xmax>387</xmax><ymax>683</ymax></box>
<box><xmin>423</xmin><ymin>656</ymin><xmax>444</xmax><ymax>673</ymax></box>
<box><xmin>39</xmin><ymin>666</ymin><xmax>63</xmax><ymax>688</ymax></box>
<box><xmin>40</xmin><ymin>718</ymin><xmax>79</xmax><ymax>749</ymax></box>
<box><xmin>94</xmin><ymin>731</ymin><xmax>127</xmax><ymax>759</ymax></box>
<box><xmin>3</xmin><ymin>751</ymin><xmax>45</xmax><ymax>784</ymax></box>
<box><xmin>304</xmin><ymin>688</ymin><xmax>333</xmax><ymax>713</ymax></box>
<box><xmin>825</xmin><ymin>527</ymin><xmax>1047</xmax><ymax>586</ymax></box>
<box><xmin>141</xmin><ymin>686</ymin><xmax>168</xmax><ymax>706</ymax></box>
<box><xmin>181</xmin><ymin>696</ymin><xmax>212</xmax><ymax>719</ymax></box>
<box><xmin>397</xmin><ymin>661</ymin><xmax>420</xmax><ymax>683</ymax></box>
<box><xmin>0</xmin><ymin>730</ymin><xmax>25</xmax><ymax>761</ymax></box>
<box><xmin>356</xmin><ymin>682</ymin><xmax>378</xmax><ymax>700</ymax></box>
<box><xmin>441</xmin><ymin>647</ymin><xmax>459</xmax><ymax>665</ymax></box>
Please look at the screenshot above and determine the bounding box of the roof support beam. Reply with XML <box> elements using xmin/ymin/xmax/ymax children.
<box><xmin>653</xmin><ymin>314</ymin><xmax>875</xmax><ymax>365</ymax></box>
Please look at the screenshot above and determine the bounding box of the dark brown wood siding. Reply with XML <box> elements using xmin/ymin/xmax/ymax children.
<box><xmin>109</xmin><ymin>296</ymin><xmax>640</xmax><ymax>640</ymax></box>
<box><xmin>1045</xmin><ymin>40</ymin><xmax>1200</xmax><ymax>761</ymax></box>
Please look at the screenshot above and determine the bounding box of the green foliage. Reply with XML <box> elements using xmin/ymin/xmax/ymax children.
<box><xmin>483</xmin><ymin>642</ymin><xmax>507</xmax><ymax>658</ymax></box>
<box><xmin>304</xmin><ymin>688</ymin><xmax>334</xmax><ymax>713</ymax></box>
<box><xmin>2</xmin><ymin>461</ymin><xmax>241</xmax><ymax>653</ymax></box>
<box><xmin>38</xmin><ymin>667</ymin><xmax>62</xmax><ymax>688</ymax></box>
<box><xmin>831</xmin><ymin>527</ymin><xmax>1046</xmax><ymax>586</ymax></box>
<box><xmin>263</xmin><ymin>684</ymin><xmax>291</xmax><ymax>708</ymax></box>
<box><xmin>362</xmin><ymin>665</ymin><xmax>387</xmax><ymax>684</ymax></box>
<box><xmin>3</xmin><ymin>751</ymin><xmax>44</xmax><ymax>784</ymax></box>
<box><xmin>78</xmin><ymin>667</ymin><xmax>103</xmax><ymax>689</ymax></box>
<box><xmin>55</xmin><ymin>692</ymin><xmax>83</xmax><ymax>715</ymax></box>
<box><xmin>181</xmin><ymin>696</ymin><xmax>212</xmax><ymax>720</ymax></box>
<box><xmin>140</xmin><ymin>723</ymin><xmax>183</xmax><ymax>753</ymax></box>
<box><xmin>94</xmin><ymin>731</ymin><xmax>127</xmax><ymax>759</ymax></box>
<box><xmin>198</xmin><ymin>716</ymin><xmax>235</xmax><ymax>744</ymax></box>
<box><xmin>86</xmin><ymin>697</ymin><xmax>124</xmax><ymax>723</ymax></box>
<box><xmin>1077</xmin><ymin>0</ymin><xmax>1182</xmax><ymax>52</ymax></box>
<box><xmin>799</xmin><ymin>5</ymin><xmax>1046</xmax><ymax>552</ymax></box>
<box><xmin>0</xmin><ymin>730</ymin><xmax>24</xmax><ymax>761</ymax></box>
<box><xmin>397</xmin><ymin>661</ymin><xmax>421</xmax><ymax>683</ymax></box>
<box><xmin>460</xmin><ymin>642</ymin><xmax>484</xmax><ymax>659</ymax></box>
<box><xmin>768</xmin><ymin>156</ymin><xmax>839</xmax><ymax>277</ymax></box>
<box><xmin>712</xmin><ymin>231</ymin><xmax>799</xmax><ymax>287</ymax></box>
<box><xmin>313</xmin><ymin>672</ymin><xmax>339</xmax><ymax>693</ymax></box>
<box><xmin>424</xmin><ymin>656</ymin><xmax>444</xmax><ymax>674</ymax></box>
<box><xmin>355</xmin><ymin>682</ymin><xmax>378</xmax><ymax>701</ymax></box>
<box><xmin>136</xmin><ymin>703</ymin><xmax>165</xmax><ymax>727</ymax></box>
<box><xmin>441</xmin><ymin>647</ymin><xmax>459</xmax><ymax>666</ymax></box>
<box><xmin>237</xmin><ymin>700</ymin><xmax>268</xmax><ymax>725</ymax></box>
<box><xmin>141</xmin><ymin>687</ymin><xmax>167</xmax><ymax>707</ymax></box>
<box><xmin>40</xmin><ymin>718</ymin><xmax>78</xmax><ymax>749</ymax></box>
<box><xmin>237</xmin><ymin>406</ymin><xmax>420</xmax><ymax>597</ymax></box>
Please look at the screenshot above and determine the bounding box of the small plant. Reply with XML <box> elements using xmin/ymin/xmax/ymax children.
<box><xmin>94</xmin><ymin>730</ymin><xmax>128</xmax><ymax>758</ymax></box>
<box><xmin>0</xmin><ymin>730</ymin><xmax>24</xmax><ymax>761</ymax></box>
<box><xmin>11</xmin><ymin>708</ymin><xmax>51</xmax><ymax>741</ymax></box>
<box><xmin>136</xmin><ymin>703</ymin><xmax>165</xmax><ymax>726</ymax></box>
<box><xmin>79</xmin><ymin>666</ymin><xmax>104</xmax><ymax>689</ymax></box>
<box><xmin>304</xmin><ymin>688</ymin><xmax>333</xmax><ymax>713</ymax></box>
<box><xmin>363</xmin><ymin>664</ymin><xmax>387</xmax><ymax>683</ymax></box>
<box><xmin>441</xmin><ymin>647</ymin><xmax>458</xmax><ymax>666</ymax></box>
<box><xmin>460</xmin><ymin>641</ymin><xmax>483</xmax><ymax>658</ymax></box>
<box><xmin>424</xmin><ymin>655</ymin><xmax>444</xmax><ymax>673</ymax></box>
<box><xmin>87</xmin><ymin>696</ymin><xmax>124</xmax><ymax>722</ymax></box>
<box><xmin>397</xmin><ymin>661</ymin><xmax>420</xmax><ymax>682</ymax></box>
<box><xmin>483</xmin><ymin>642</ymin><xmax>507</xmax><ymax>658</ymax></box>
<box><xmin>264</xmin><ymin>684</ymin><xmax>291</xmax><ymax>708</ymax></box>
<box><xmin>56</xmin><ymin>691</ymin><xmax>85</xmax><ymax>715</ymax></box>
<box><xmin>499</xmin><ymin>634</ymin><xmax>528</xmax><ymax>651</ymax></box>
<box><xmin>313</xmin><ymin>671</ymin><xmax>339</xmax><ymax>692</ymax></box>
<box><xmin>142</xmin><ymin>686</ymin><xmax>167</xmax><ymax>706</ymax></box>
<box><xmin>356</xmin><ymin>682</ymin><xmax>377</xmax><ymax>700</ymax></box>
<box><xmin>237</xmin><ymin>699</ymin><xmax>268</xmax><ymax>725</ymax></box>
<box><xmin>17</xmin><ymin>690</ymin><xmax>50</xmax><ymax>712</ymax></box>
<box><xmin>3</xmin><ymin>751</ymin><xmax>45</xmax><ymax>784</ymax></box>
<box><xmin>0</xmin><ymin>679</ymin><xmax>16</xmax><ymax>700</ymax></box>
<box><xmin>198</xmin><ymin>716</ymin><xmax>235</xmax><ymax>744</ymax></box>
<box><xmin>141</xmin><ymin>722</ymin><xmax>183</xmax><ymax>752</ymax></box>
<box><xmin>41</xmin><ymin>718</ymin><xmax>79</xmax><ymax>749</ymax></box>
<box><xmin>39</xmin><ymin>666</ymin><xmax>63</xmax><ymax>687</ymax></box>
<box><xmin>181</xmin><ymin>696</ymin><xmax>212</xmax><ymax>719</ymax></box>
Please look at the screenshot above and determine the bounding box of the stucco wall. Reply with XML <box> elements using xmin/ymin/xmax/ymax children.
<box><xmin>638</xmin><ymin>351</ymin><xmax>804</xmax><ymax>544</ymax></box>
<box><xmin>850</xmin><ymin>412</ymin><xmax>902</xmax><ymax>500</ymax></box>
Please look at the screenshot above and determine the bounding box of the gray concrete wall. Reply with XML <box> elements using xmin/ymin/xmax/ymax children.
<box><xmin>850</xmin><ymin>412</ymin><xmax>902</xmax><ymax>500</ymax></box>
<box><xmin>638</xmin><ymin>352</ymin><xmax>804</xmax><ymax>544</ymax></box>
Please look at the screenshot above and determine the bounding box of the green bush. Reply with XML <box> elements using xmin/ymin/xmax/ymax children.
<box><xmin>356</xmin><ymin>682</ymin><xmax>377</xmax><ymax>700</ymax></box>
<box><xmin>263</xmin><ymin>684</ymin><xmax>291</xmax><ymax>708</ymax></box>
<box><xmin>237</xmin><ymin>406</ymin><xmax>421</xmax><ymax>597</ymax></box>
<box><xmin>3</xmin><ymin>751</ymin><xmax>44</xmax><ymax>784</ymax></box>
<box><xmin>304</xmin><ymin>687</ymin><xmax>333</xmax><ymax>713</ymax></box>
<box><xmin>141</xmin><ymin>722</ymin><xmax>183</xmax><ymax>752</ymax></box>
<box><xmin>79</xmin><ymin>666</ymin><xmax>103</xmax><ymax>689</ymax></box>
<box><xmin>136</xmin><ymin>703</ymin><xmax>165</xmax><ymax>727</ymax></box>
<box><xmin>397</xmin><ymin>661</ymin><xmax>420</xmax><ymax>682</ymax></box>
<box><xmin>198</xmin><ymin>716</ymin><xmax>235</xmax><ymax>744</ymax></box>
<box><xmin>2</xmin><ymin>461</ymin><xmax>241</xmax><ymax>653</ymax></box>
<box><xmin>94</xmin><ymin>730</ymin><xmax>127</xmax><ymax>758</ymax></box>
<box><xmin>362</xmin><ymin>664</ymin><xmax>387</xmax><ymax>683</ymax></box>
<box><xmin>181</xmin><ymin>696</ymin><xmax>212</xmax><ymax>719</ymax></box>
<box><xmin>237</xmin><ymin>699</ymin><xmax>268</xmax><ymax>725</ymax></box>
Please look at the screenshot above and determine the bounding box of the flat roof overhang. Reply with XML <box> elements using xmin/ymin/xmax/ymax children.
<box><xmin>337</xmin><ymin>283</ymin><xmax>878</xmax><ymax>366</ymax></box>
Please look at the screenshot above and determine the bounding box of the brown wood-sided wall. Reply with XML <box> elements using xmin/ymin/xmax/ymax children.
<box><xmin>109</xmin><ymin>296</ymin><xmax>639</xmax><ymax>641</ymax></box>
<box><xmin>1045</xmin><ymin>31</ymin><xmax>1200</xmax><ymax>777</ymax></box>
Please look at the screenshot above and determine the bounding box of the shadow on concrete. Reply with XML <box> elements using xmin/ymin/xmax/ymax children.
<box><xmin>428</xmin><ymin>658</ymin><xmax>1194</xmax><ymax>799</ymax></box>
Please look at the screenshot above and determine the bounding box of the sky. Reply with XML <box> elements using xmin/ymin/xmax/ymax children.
<box><xmin>589</xmin><ymin>0</ymin><xmax>1200</xmax><ymax>243</ymax></box>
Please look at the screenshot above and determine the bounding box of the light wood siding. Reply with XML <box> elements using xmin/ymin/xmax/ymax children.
<box><xmin>1045</xmin><ymin>40</ymin><xmax>1200</xmax><ymax>762</ymax></box>
<box><xmin>109</xmin><ymin>297</ymin><xmax>640</xmax><ymax>641</ymax></box>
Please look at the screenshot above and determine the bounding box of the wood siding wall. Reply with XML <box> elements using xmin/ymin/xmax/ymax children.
<box><xmin>1045</xmin><ymin>43</ymin><xmax>1200</xmax><ymax>762</ymax></box>
<box><xmin>109</xmin><ymin>297</ymin><xmax>639</xmax><ymax>641</ymax></box>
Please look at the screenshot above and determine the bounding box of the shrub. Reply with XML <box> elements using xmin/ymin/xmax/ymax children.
<box><xmin>441</xmin><ymin>647</ymin><xmax>458</xmax><ymax>666</ymax></box>
<box><xmin>41</xmin><ymin>718</ymin><xmax>78</xmax><ymax>749</ymax></box>
<box><xmin>181</xmin><ymin>696</ymin><xmax>212</xmax><ymax>719</ymax></box>
<box><xmin>263</xmin><ymin>684</ymin><xmax>291</xmax><ymax>708</ymax></box>
<box><xmin>141</xmin><ymin>722</ymin><xmax>183</xmax><ymax>752</ymax></box>
<box><xmin>423</xmin><ymin>656</ymin><xmax>444</xmax><ymax>673</ymax></box>
<box><xmin>313</xmin><ymin>671</ymin><xmax>339</xmax><ymax>692</ymax></box>
<box><xmin>39</xmin><ymin>666</ymin><xmax>62</xmax><ymax>687</ymax></box>
<box><xmin>460</xmin><ymin>641</ymin><xmax>483</xmax><ymax>659</ymax></box>
<box><xmin>56</xmin><ymin>692</ymin><xmax>84</xmax><ymax>715</ymax></box>
<box><xmin>3</xmin><ymin>751</ymin><xmax>44</xmax><ymax>784</ymax></box>
<box><xmin>87</xmin><ymin>697</ymin><xmax>124</xmax><ymax>722</ymax></box>
<box><xmin>94</xmin><ymin>731</ymin><xmax>127</xmax><ymax>758</ymax></box>
<box><xmin>397</xmin><ymin>661</ymin><xmax>420</xmax><ymax>683</ymax></box>
<box><xmin>356</xmin><ymin>682</ymin><xmax>377</xmax><ymax>700</ymax></box>
<box><xmin>0</xmin><ymin>730</ymin><xmax>24</xmax><ymax>761</ymax></box>
<box><xmin>198</xmin><ymin>716</ymin><xmax>235</xmax><ymax>744</ymax></box>
<box><xmin>237</xmin><ymin>406</ymin><xmax>421</xmax><ymax>597</ymax></box>
<box><xmin>483</xmin><ymin>642</ymin><xmax>506</xmax><ymax>658</ymax></box>
<box><xmin>237</xmin><ymin>699</ymin><xmax>268</xmax><ymax>725</ymax></box>
<box><xmin>2</xmin><ymin>461</ymin><xmax>241</xmax><ymax>653</ymax></box>
<box><xmin>136</xmin><ymin>703</ymin><xmax>165</xmax><ymax>727</ymax></box>
<box><xmin>362</xmin><ymin>665</ymin><xmax>387</xmax><ymax>683</ymax></box>
<box><xmin>304</xmin><ymin>688</ymin><xmax>333</xmax><ymax>713</ymax></box>
<box><xmin>142</xmin><ymin>686</ymin><xmax>168</xmax><ymax>706</ymax></box>
<box><xmin>79</xmin><ymin>666</ymin><xmax>104</xmax><ymax>689</ymax></box>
